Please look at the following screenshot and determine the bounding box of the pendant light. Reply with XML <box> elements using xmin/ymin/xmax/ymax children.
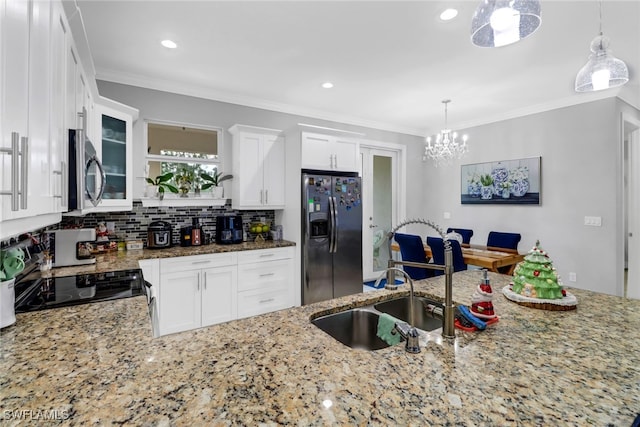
<box><xmin>575</xmin><ymin>2</ymin><xmax>629</xmax><ymax>92</ymax></box>
<box><xmin>471</xmin><ymin>0</ymin><xmax>541</xmax><ymax>48</ymax></box>
<box><xmin>423</xmin><ymin>100</ymin><xmax>469</xmax><ymax>167</ymax></box>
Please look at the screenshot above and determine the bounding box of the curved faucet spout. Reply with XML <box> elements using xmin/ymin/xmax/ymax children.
<box><xmin>374</xmin><ymin>267</ymin><xmax>421</xmax><ymax>353</ymax></box>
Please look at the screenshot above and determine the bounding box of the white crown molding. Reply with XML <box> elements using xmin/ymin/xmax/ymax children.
<box><xmin>98</xmin><ymin>69</ymin><xmax>637</xmax><ymax>140</ymax></box>
<box><xmin>96</xmin><ymin>69</ymin><xmax>427</xmax><ymax>137</ymax></box>
<box><xmin>447</xmin><ymin>89</ymin><xmax>628</xmax><ymax>134</ymax></box>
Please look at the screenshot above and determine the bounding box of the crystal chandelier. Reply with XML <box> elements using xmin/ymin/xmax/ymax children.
<box><xmin>575</xmin><ymin>2</ymin><xmax>629</xmax><ymax>92</ymax></box>
<box><xmin>423</xmin><ymin>100</ymin><xmax>469</xmax><ymax>167</ymax></box>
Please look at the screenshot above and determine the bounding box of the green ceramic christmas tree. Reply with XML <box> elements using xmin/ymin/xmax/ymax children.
<box><xmin>511</xmin><ymin>240</ymin><xmax>563</xmax><ymax>300</ymax></box>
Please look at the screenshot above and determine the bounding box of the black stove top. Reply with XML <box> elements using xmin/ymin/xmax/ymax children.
<box><xmin>15</xmin><ymin>269</ymin><xmax>145</xmax><ymax>313</ymax></box>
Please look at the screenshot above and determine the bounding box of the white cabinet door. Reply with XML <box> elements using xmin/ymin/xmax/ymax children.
<box><xmin>230</xmin><ymin>125</ymin><xmax>285</xmax><ymax>210</ymax></box>
<box><xmin>50</xmin><ymin>0</ymin><xmax>69</xmax><ymax>213</ymax></box>
<box><xmin>0</xmin><ymin>0</ymin><xmax>61</xmax><ymax>239</ymax></box>
<box><xmin>95</xmin><ymin>104</ymin><xmax>133</xmax><ymax>211</ymax></box>
<box><xmin>262</xmin><ymin>134</ymin><xmax>285</xmax><ymax>208</ymax></box>
<box><xmin>201</xmin><ymin>265</ymin><xmax>237</xmax><ymax>327</ymax></box>
<box><xmin>158</xmin><ymin>269</ymin><xmax>201</xmax><ymax>336</ymax></box>
<box><xmin>234</xmin><ymin>131</ymin><xmax>263</xmax><ymax>207</ymax></box>
<box><xmin>333</xmin><ymin>136</ymin><xmax>359</xmax><ymax>172</ymax></box>
<box><xmin>300</xmin><ymin>133</ymin><xmax>332</xmax><ymax>170</ymax></box>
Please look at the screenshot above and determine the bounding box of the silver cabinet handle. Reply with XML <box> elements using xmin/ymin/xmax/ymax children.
<box><xmin>0</xmin><ymin>132</ymin><xmax>20</xmax><ymax>211</ymax></box>
<box><xmin>20</xmin><ymin>136</ymin><xmax>28</xmax><ymax>209</ymax></box>
<box><xmin>260</xmin><ymin>189</ymin><xmax>263</xmax><ymax>204</ymax></box>
<box><xmin>204</xmin><ymin>271</ymin><xmax>207</xmax><ymax>290</ymax></box>
<box><xmin>265</xmin><ymin>189</ymin><xmax>268</xmax><ymax>205</ymax></box>
<box><xmin>333</xmin><ymin>154</ymin><xmax>337</xmax><ymax>169</ymax></box>
<box><xmin>259</xmin><ymin>298</ymin><xmax>275</xmax><ymax>304</ymax></box>
<box><xmin>197</xmin><ymin>274</ymin><xmax>200</xmax><ymax>291</ymax></box>
<box><xmin>52</xmin><ymin>162</ymin><xmax>68</xmax><ymax>208</ymax></box>
<box><xmin>191</xmin><ymin>260</ymin><xmax>211</xmax><ymax>265</ymax></box>
<box><xmin>259</xmin><ymin>253</ymin><xmax>275</xmax><ymax>258</ymax></box>
<box><xmin>259</xmin><ymin>272</ymin><xmax>275</xmax><ymax>277</ymax></box>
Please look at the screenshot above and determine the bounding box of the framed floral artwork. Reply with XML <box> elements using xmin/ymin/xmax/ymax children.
<box><xmin>461</xmin><ymin>157</ymin><xmax>541</xmax><ymax>205</ymax></box>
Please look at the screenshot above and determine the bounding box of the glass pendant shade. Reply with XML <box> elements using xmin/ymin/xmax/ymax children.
<box><xmin>471</xmin><ymin>0</ymin><xmax>541</xmax><ymax>48</ymax></box>
<box><xmin>575</xmin><ymin>35</ymin><xmax>629</xmax><ymax>92</ymax></box>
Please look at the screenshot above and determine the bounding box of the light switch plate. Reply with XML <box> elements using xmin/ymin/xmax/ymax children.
<box><xmin>584</xmin><ymin>216</ymin><xmax>602</xmax><ymax>226</ymax></box>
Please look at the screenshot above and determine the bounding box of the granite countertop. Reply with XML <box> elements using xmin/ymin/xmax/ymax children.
<box><xmin>35</xmin><ymin>240</ymin><xmax>296</xmax><ymax>278</ymax></box>
<box><xmin>1</xmin><ymin>270</ymin><xmax>639</xmax><ymax>425</ymax></box>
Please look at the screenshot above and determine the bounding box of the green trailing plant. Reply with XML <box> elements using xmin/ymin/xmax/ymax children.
<box><xmin>200</xmin><ymin>171</ymin><xmax>233</xmax><ymax>190</ymax></box>
<box><xmin>145</xmin><ymin>172</ymin><xmax>178</xmax><ymax>194</ymax></box>
<box><xmin>480</xmin><ymin>174</ymin><xmax>494</xmax><ymax>186</ymax></box>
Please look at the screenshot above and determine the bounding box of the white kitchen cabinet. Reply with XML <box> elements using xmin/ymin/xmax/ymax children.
<box><xmin>0</xmin><ymin>0</ymin><xmax>62</xmax><ymax>239</ymax></box>
<box><xmin>230</xmin><ymin>124</ymin><xmax>285</xmax><ymax>210</ymax></box>
<box><xmin>157</xmin><ymin>253</ymin><xmax>238</xmax><ymax>336</ymax></box>
<box><xmin>301</xmin><ymin>132</ymin><xmax>359</xmax><ymax>173</ymax></box>
<box><xmin>50</xmin><ymin>0</ymin><xmax>70</xmax><ymax>214</ymax></box>
<box><xmin>95</xmin><ymin>104</ymin><xmax>133</xmax><ymax>210</ymax></box>
<box><xmin>237</xmin><ymin>247</ymin><xmax>295</xmax><ymax>319</ymax></box>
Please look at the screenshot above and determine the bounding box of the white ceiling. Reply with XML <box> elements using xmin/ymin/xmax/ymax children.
<box><xmin>75</xmin><ymin>0</ymin><xmax>640</xmax><ymax>137</ymax></box>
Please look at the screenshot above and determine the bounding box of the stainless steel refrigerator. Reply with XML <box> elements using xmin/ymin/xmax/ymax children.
<box><xmin>302</xmin><ymin>171</ymin><xmax>363</xmax><ymax>305</ymax></box>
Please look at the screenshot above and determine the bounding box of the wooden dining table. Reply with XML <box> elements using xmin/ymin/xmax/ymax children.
<box><xmin>390</xmin><ymin>242</ymin><xmax>525</xmax><ymax>275</ymax></box>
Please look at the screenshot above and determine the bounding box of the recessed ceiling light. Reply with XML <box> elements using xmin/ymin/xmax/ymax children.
<box><xmin>161</xmin><ymin>39</ymin><xmax>177</xmax><ymax>49</ymax></box>
<box><xmin>321</xmin><ymin>82</ymin><xmax>334</xmax><ymax>89</ymax></box>
<box><xmin>440</xmin><ymin>8</ymin><xmax>458</xmax><ymax>21</ymax></box>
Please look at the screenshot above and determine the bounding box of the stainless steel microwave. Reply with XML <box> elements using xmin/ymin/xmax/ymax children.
<box><xmin>68</xmin><ymin>108</ymin><xmax>105</xmax><ymax>210</ymax></box>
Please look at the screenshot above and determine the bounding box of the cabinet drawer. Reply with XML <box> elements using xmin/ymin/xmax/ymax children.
<box><xmin>237</xmin><ymin>247</ymin><xmax>293</xmax><ymax>264</ymax></box>
<box><xmin>237</xmin><ymin>287</ymin><xmax>292</xmax><ymax>319</ymax></box>
<box><xmin>160</xmin><ymin>252</ymin><xmax>237</xmax><ymax>273</ymax></box>
<box><xmin>237</xmin><ymin>259</ymin><xmax>291</xmax><ymax>292</ymax></box>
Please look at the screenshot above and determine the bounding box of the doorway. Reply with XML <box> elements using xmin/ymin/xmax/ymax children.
<box><xmin>624</xmin><ymin>116</ymin><xmax>640</xmax><ymax>298</ymax></box>
<box><xmin>361</xmin><ymin>143</ymin><xmax>405</xmax><ymax>282</ymax></box>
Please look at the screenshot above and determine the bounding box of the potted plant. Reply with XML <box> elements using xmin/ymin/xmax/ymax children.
<box><xmin>480</xmin><ymin>174</ymin><xmax>494</xmax><ymax>200</ymax></box>
<box><xmin>500</xmin><ymin>181</ymin><xmax>512</xmax><ymax>198</ymax></box>
<box><xmin>200</xmin><ymin>171</ymin><xmax>233</xmax><ymax>199</ymax></box>
<box><xmin>145</xmin><ymin>172</ymin><xmax>178</xmax><ymax>200</ymax></box>
<box><xmin>175</xmin><ymin>169</ymin><xmax>195</xmax><ymax>197</ymax></box>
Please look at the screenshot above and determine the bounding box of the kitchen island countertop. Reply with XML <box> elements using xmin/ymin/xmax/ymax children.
<box><xmin>1</xmin><ymin>270</ymin><xmax>638</xmax><ymax>425</ymax></box>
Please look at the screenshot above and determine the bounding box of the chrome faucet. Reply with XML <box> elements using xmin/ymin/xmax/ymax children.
<box><xmin>374</xmin><ymin>267</ymin><xmax>421</xmax><ymax>353</ymax></box>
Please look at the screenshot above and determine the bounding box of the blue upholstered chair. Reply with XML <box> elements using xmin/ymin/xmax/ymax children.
<box><xmin>394</xmin><ymin>233</ymin><xmax>434</xmax><ymax>280</ymax></box>
<box><xmin>486</xmin><ymin>231</ymin><xmax>521</xmax><ymax>251</ymax></box>
<box><xmin>426</xmin><ymin>237</ymin><xmax>466</xmax><ymax>277</ymax></box>
<box><xmin>446</xmin><ymin>228</ymin><xmax>474</xmax><ymax>245</ymax></box>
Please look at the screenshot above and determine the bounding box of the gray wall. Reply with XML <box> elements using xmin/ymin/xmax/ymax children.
<box><xmin>422</xmin><ymin>98</ymin><xmax>640</xmax><ymax>296</ymax></box>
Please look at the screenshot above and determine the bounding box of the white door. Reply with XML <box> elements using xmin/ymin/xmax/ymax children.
<box><xmin>627</xmin><ymin>125</ymin><xmax>640</xmax><ymax>299</ymax></box>
<box><xmin>361</xmin><ymin>146</ymin><xmax>400</xmax><ymax>282</ymax></box>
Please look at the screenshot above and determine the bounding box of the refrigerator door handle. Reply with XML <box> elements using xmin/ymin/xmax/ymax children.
<box><xmin>332</xmin><ymin>196</ymin><xmax>339</xmax><ymax>253</ymax></box>
<box><xmin>328</xmin><ymin>196</ymin><xmax>335</xmax><ymax>253</ymax></box>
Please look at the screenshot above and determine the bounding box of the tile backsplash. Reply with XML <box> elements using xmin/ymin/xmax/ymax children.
<box><xmin>58</xmin><ymin>201</ymin><xmax>275</xmax><ymax>246</ymax></box>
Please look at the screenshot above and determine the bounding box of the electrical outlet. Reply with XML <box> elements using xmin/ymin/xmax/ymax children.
<box><xmin>569</xmin><ymin>272</ymin><xmax>577</xmax><ymax>282</ymax></box>
<box><xmin>584</xmin><ymin>216</ymin><xmax>602</xmax><ymax>227</ymax></box>
<box><xmin>443</xmin><ymin>212</ymin><xmax>451</xmax><ymax>219</ymax></box>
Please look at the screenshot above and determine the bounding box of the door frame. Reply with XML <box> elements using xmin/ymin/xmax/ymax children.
<box><xmin>360</xmin><ymin>139</ymin><xmax>406</xmax><ymax>282</ymax></box>
<box><xmin>621</xmin><ymin>113</ymin><xmax>640</xmax><ymax>298</ymax></box>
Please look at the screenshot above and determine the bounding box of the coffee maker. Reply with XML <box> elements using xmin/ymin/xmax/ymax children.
<box><xmin>216</xmin><ymin>215</ymin><xmax>243</xmax><ymax>244</ymax></box>
<box><xmin>181</xmin><ymin>218</ymin><xmax>204</xmax><ymax>247</ymax></box>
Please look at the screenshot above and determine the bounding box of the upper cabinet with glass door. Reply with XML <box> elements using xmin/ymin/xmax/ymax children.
<box><xmin>93</xmin><ymin>101</ymin><xmax>136</xmax><ymax>211</ymax></box>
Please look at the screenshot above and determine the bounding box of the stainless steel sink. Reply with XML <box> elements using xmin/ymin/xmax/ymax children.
<box><xmin>374</xmin><ymin>296</ymin><xmax>443</xmax><ymax>332</ymax></box>
<box><xmin>312</xmin><ymin>308</ymin><xmax>398</xmax><ymax>351</ymax></box>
